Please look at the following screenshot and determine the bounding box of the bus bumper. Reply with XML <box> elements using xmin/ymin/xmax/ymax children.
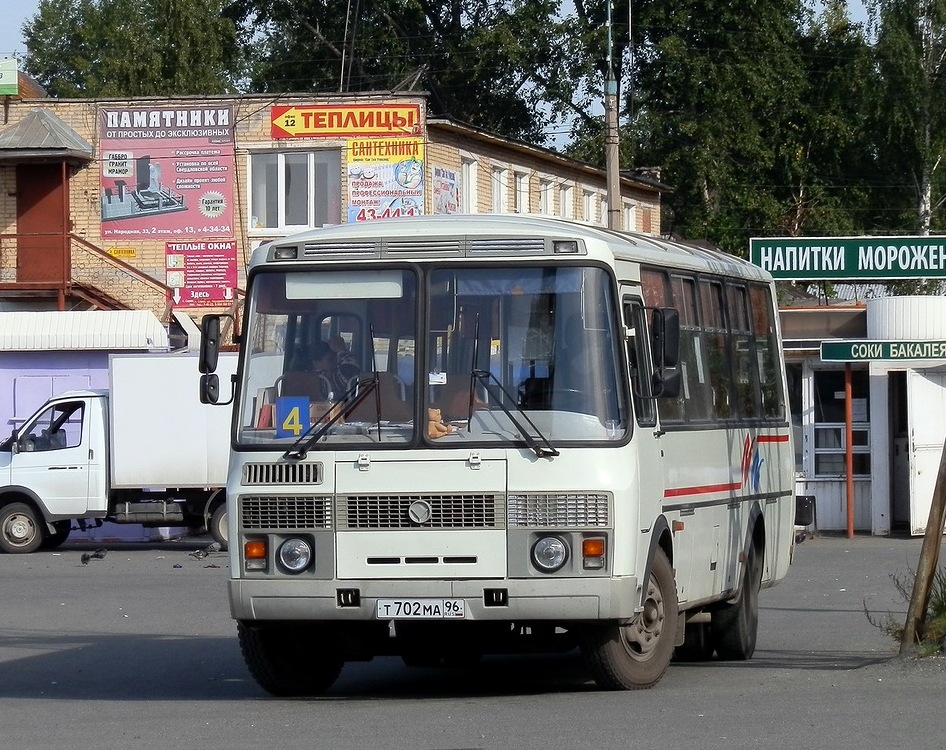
<box><xmin>229</xmin><ymin>575</ymin><xmax>642</xmax><ymax>623</ymax></box>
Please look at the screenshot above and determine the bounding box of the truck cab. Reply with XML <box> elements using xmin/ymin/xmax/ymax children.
<box><xmin>0</xmin><ymin>392</ymin><xmax>108</xmax><ymax>552</ymax></box>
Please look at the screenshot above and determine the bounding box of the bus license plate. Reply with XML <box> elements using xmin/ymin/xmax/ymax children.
<box><xmin>376</xmin><ymin>598</ymin><xmax>466</xmax><ymax>619</ymax></box>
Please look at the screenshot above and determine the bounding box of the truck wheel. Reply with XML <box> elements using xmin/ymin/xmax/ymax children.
<box><xmin>0</xmin><ymin>502</ymin><xmax>44</xmax><ymax>554</ymax></box>
<box><xmin>209</xmin><ymin>503</ymin><xmax>228</xmax><ymax>549</ymax></box>
<box><xmin>712</xmin><ymin>541</ymin><xmax>762</xmax><ymax>660</ymax></box>
<box><xmin>238</xmin><ymin>622</ymin><xmax>343</xmax><ymax>696</ymax></box>
<box><xmin>581</xmin><ymin>547</ymin><xmax>677</xmax><ymax>689</ymax></box>
<box><xmin>41</xmin><ymin>521</ymin><xmax>72</xmax><ymax>550</ymax></box>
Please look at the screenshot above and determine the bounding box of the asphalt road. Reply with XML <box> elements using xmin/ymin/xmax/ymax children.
<box><xmin>1</xmin><ymin>533</ymin><xmax>944</xmax><ymax>750</ymax></box>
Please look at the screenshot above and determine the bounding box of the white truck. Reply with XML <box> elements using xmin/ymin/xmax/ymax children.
<box><xmin>0</xmin><ymin>352</ymin><xmax>236</xmax><ymax>553</ymax></box>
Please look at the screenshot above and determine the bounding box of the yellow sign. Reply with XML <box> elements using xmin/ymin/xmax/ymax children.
<box><xmin>107</xmin><ymin>247</ymin><xmax>137</xmax><ymax>258</ymax></box>
<box><xmin>271</xmin><ymin>104</ymin><xmax>421</xmax><ymax>138</ymax></box>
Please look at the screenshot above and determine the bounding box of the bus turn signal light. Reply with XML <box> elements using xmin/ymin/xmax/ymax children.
<box><xmin>244</xmin><ymin>539</ymin><xmax>267</xmax><ymax>571</ymax></box>
<box><xmin>582</xmin><ymin>537</ymin><xmax>606</xmax><ymax>569</ymax></box>
<box><xmin>245</xmin><ymin>540</ymin><xmax>267</xmax><ymax>559</ymax></box>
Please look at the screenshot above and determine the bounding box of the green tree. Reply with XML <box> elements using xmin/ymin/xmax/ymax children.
<box><xmin>868</xmin><ymin>0</ymin><xmax>946</xmax><ymax>235</ymax></box>
<box><xmin>626</xmin><ymin>0</ymin><xmax>810</xmax><ymax>253</ymax></box>
<box><xmin>224</xmin><ymin>0</ymin><xmax>567</xmax><ymax>143</ymax></box>
<box><xmin>24</xmin><ymin>0</ymin><xmax>243</xmax><ymax>97</ymax></box>
<box><xmin>776</xmin><ymin>1</ymin><xmax>878</xmax><ymax>237</ymax></box>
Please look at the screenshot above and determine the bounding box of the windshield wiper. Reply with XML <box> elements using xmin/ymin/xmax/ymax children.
<box><xmin>465</xmin><ymin>315</ymin><xmax>557</xmax><ymax>458</ymax></box>
<box><xmin>470</xmin><ymin>368</ymin><xmax>559</xmax><ymax>458</ymax></box>
<box><xmin>284</xmin><ymin>377</ymin><xmax>379</xmax><ymax>460</ymax></box>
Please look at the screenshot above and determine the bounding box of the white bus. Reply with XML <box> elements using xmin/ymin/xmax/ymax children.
<box><xmin>199</xmin><ymin>214</ymin><xmax>798</xmax><ymax>694</ymax></box>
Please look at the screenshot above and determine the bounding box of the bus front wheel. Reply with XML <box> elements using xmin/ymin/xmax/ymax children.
<box><xmin>581</xmin><ymin>547</ymin><xmax>678</xmax><ymax>690</ymax></box>
<box><xmin>238</xmin><ymin>622</ymin><xmax>343</xmax><ymax>696</ymax></box>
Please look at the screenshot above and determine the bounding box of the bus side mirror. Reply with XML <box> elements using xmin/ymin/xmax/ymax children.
<box><xmin>651</xmin><ymin>308</ymin><xmax>680</xmax><ymax>368</ymax></box>
<box><xmin>199</xmin><ymin>315</ymin><xmax>221</xmax><ymax>374</ymax></box>
<box><xmin>199</xmin><ymin>373</ymin><xmax>220</xmax><ymax>405</ymax></box>
<box><xmin>651</xmin><ymin>308</ymin><xmax>680</xmax><ymax>398</ymax></box>
<box><xmin>652</xmin><ymin>369</ymin><xmax>681</xmax><ymax>399</ymax></box>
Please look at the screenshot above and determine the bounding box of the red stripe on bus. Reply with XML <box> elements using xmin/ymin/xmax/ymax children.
<box><xmin>664</xmin><ymin>482</ymin><xmax>741</xmax><ymax>498</ymax></box>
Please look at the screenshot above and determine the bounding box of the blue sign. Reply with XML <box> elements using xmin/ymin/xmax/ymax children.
<box><xmin>274</xmin><ymin>396</ymin><xmax>310</xmax><ymax>438</ymax></box>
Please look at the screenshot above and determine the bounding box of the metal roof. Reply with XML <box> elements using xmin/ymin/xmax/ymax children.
<box><xmin>0</xmin><ymin>109</ymin><xmax>94</xmax><ymax>163</ymax></box>
<box><xmin>254</xmin><ymin>213</ymin><xmax>767</xmax><ymax>281</ymax></box>
<box><xmin>427</xmin><ymin>118</ymin><xmax>668</xmax><ymax>195</ymax></box>
<box><xmin>0</xmin><ymin>311</ymin><xmax>169</xmax><ymax>351</ymax></box>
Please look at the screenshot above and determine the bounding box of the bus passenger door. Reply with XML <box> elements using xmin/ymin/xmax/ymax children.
<box><xmin>622</xmin><ymin>294</ymin><xmax>674</xmax><ymax>589</ymax></box>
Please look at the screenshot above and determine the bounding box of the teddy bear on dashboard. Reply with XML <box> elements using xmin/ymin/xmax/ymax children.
<box><xmin>427</xmin><ymin>407</ymin><xmax>456</xmax><ymax>439</ymax></box>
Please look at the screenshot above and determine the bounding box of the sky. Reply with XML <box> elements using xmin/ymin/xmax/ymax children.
<box><xmin>0</xmin><ymin>0</ymin><xmax>34</xmax><ymax>60</ymax></box>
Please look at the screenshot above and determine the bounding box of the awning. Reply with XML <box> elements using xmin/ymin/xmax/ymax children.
<box><xmin>0</xmin><ymin>310</ymin><xmax>169</xmax><ymax>351</ymax></box>
<box><xmin>0</xmin><ymin>108</ymin><xmax>94</xmax><ymax>163</ymax></box>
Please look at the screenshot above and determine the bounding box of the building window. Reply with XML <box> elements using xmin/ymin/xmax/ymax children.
<box><xmin>249</xmin><ymin>151</ymin><xmax>341</xmax><ymax>231</ymax></box>
<box><xmin>514</xmin><ymin>172</ymin><xmax>529</xmax><ymax>213</ymax></box>
<box><xmin>582</xmin><ymin>190</ymin><xmax>596</xmax><ymax>222</ymax></box>
<box><xmin>812</xmin><ymin>369</ymin><xmax>870</xmax><ymax>476</ymax></box>
<box><xmin>538</xmin><ymin>178</ymin><xmax>552</xmax><ymax>214</ymax></box>
<box><xmin>491</xmin><ymin>167</ymin><xmax>508</xmax><ymax>213</ymax></box>
<box><xmin>559</xmin><ymin>184</ymin><xmax>573</xmax><ymax>218</ymax></box>
<box><xmin>624</xmin><ymin>202</ymin><xmax>637</xmax><ymax>232</ymax></box>
<box><xmin>461</xmin><ymin>158</ymin><xmax>478</xmax><ymax>213</ymax></box>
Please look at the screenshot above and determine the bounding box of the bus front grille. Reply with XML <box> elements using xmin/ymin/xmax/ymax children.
<box><xmin>338</xmin><ymin>494</ymin><xmax>505</xmax><ymax>529</ymax></box>
<box><xmin>243</xmin><ymin>462</ymin><xmax>323</xmax><ymax>485</ymax></box>
<box><xmin>507</xmin><ymin>492</ymin><xmax>611</xmax><ymax>527</ymax></box>
<box><xmin>241</xmin><ymin>496</ymin><xmax>333</xmax><ymax>530</ymax></box>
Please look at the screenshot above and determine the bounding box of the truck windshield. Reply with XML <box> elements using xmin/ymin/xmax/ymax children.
<box><xmin>237</xmin><ymin>265</ymin><xmax>628</xmax><ymax>447</ymax></box>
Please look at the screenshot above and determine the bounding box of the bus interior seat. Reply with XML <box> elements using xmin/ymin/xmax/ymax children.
<box><xmin>518</xmin><ymin>376</ymin><xmax>553</xmax><ymax>410</ymax></box>
<box><xmin>432</xmin><ymin>380</ymin><xmax>487</xmax><ymax>422</ymax></box>
<box><xmin>277</xmin><ymin>371</ymin><xmax>331</xmax><ymax>401</ymax></box>
<box><xmin>347</xmin><ymin>372</ymin><xmax>413</xmax><ymax>423</ymax></box>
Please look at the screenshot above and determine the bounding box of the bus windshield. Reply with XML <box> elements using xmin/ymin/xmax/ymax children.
<box><xmin>237</xmin><ymin>264</ymin><xmax>628</xmax><ymax>447</ymax></box>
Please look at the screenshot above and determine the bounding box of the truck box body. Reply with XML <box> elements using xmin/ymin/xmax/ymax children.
<box><xmin>108</xmin><ymin>353</ymin><xmax>236</xmax><ymax>489</ymax></box>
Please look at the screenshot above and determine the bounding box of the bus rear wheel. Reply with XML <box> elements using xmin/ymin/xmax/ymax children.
<box><xmin>238</xmin><ymin>622</ymin><xmax>343</xmax><ymax>696</ymax></box>
<box><xmin>712</xmin><ymin>541</ymin><xmax>761</xmax><ymax>660</ymax></box>
<box><xmin>582</xmin><ymin>548</ymin><xmax>677</xmax><ymax>690</ymax></box>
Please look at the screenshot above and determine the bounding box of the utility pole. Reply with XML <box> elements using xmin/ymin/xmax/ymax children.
<box><xmin>605</xmin><ymin>0</ymin><xmax>621</xmax><ymax>230</ymax></box>
<box><xmin>900</xmin><ymin>439</ymin><xmax>946</xmax><ymax>652</ymax></box>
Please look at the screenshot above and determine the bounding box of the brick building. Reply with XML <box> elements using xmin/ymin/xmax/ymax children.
<box><xmin>0</xmin><ymin>84</ymin><xmax>666</xmax><ymax>325</ymax></box>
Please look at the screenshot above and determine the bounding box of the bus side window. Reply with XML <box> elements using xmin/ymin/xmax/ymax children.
<box><xmin>624</xmin><ymin>299</ymin><xmax>656</xmax><ymax>427</ymax></box>
<box><xmin>749</xmin><ymin>284</ymin><xmax>785</xmax><ymax>419</ymax></box>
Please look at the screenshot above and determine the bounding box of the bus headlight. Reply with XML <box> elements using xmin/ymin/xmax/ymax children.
<box><xmin>277</xmin><ymin>538</ymin><xmax>312</xmax><ymax>573</ymax></box>
<box><xmin>531</xmin><ymin>536</ymin><xmax>568</xmax><ymax>573</ymax></box>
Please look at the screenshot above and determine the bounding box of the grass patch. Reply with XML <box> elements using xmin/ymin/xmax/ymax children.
<box><xmin>865</xmin><ymin>567</ymin><xmax>946</xmax><ymax>654</ymax></box>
